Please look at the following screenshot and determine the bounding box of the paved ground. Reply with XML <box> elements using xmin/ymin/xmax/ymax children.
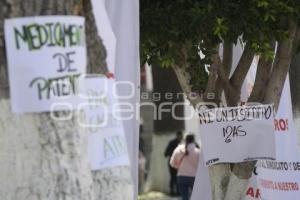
<box><xmin>138</xmin><ymin>192</ymin><xmax>180</xmax><ymax>200</ymax></box>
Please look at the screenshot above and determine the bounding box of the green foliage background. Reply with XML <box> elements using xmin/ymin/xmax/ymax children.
<box><xmin>141</xmin><ymin>0</ymin><xmax>300</xmax><ymax>91</ymax></box>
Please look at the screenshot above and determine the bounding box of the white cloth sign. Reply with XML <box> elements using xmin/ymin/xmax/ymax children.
<box><xmin>88</xmin><ymin>131</ymin><xmax>129</xmax><ymax>170</ymax></box>
<box><xmin>190</xmin><ymin>151</ymin><xmax>212</xmax><ymax>200</ymax></box>
<box><xmin>200</xmin><ymin>104</ymin><xmax>276</xmax><ymax>166</ymax></box>
<box><xmin>255</xmin><ymin>76</ymin><xmax>300</xmax><ymax>200</ymax></box>
<box><xmin>4</xmin><ymin>16</ymin><xmax>86</xmax><ymax>113</ymax></box>
<box><xmin>243</xmin><ymin>170</ymin><xmax>261</xmax><ymax>200</ymax></box>
<box><xmin>79</xmin><ymin>76</ymin><xmax>130</xmax><ymax>170</ymax></box>
<box><xmin>105</xmin><ymin>0</ymin><xmax>140</xmax><ymax>198</ymax></box>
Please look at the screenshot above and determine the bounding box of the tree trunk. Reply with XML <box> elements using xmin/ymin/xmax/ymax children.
<box><xmin>290</xmin><ymin>53</ymin><xmax>300</xmax><ymax>146</ymax></box>
<box><xmin>290</xmin><ymin>53</ymin><xmax>300</xmax><ymax>119</ymax></box>
<box><xmin>0</xmin><ymin>1</ymin><xmax>133</xmax><ymax>200</ymax></box>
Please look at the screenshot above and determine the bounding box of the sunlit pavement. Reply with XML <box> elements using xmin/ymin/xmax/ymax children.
<box><xmin>138</xmin><ymin>192</ymin><xmax>180</xmax><ymax>200</ymax></box>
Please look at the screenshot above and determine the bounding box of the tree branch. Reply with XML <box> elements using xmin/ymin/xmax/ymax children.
<box><xmin>223</xmin><ymin>41</ymin><xmax>233</xmax><ymax>77</ymax></box>
<box><xmin>172</xmin><ymin>64</ymin><xmax>203</xmax><ymax>108</ymax></box>
<box><xmin>83</xmin><ymin>0</ymin><xmax>108</xmax><ymax>74</ymax></box>
<box><xmin>230</xmin><ymin>44</ymin><xmax>255</xmax><ymax>88</ymax></box>
<box><xmin>248</xmin><ymin>46</ymin><xmax>275</xmax><ymax>102</ymax></box>
<box><xmin>214</xmin><ymin>42</ymin><xmax>233</xmax><ymax>104</ymax></box>
<box><xmin>263</xmin><ymin>20</ymin><xmax>298</xmax><ymax>109</ymax></box>
<box><xmin>225</xmin><ymin>43</ymin><xmax>255</xmax><ymax>106</ymax></box>
<box><xmin>204</xmin><ymin>46</ymin><xmax>222</xmax><ymax>104</ymax></box>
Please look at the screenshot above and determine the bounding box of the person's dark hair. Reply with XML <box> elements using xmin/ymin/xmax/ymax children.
<box><xmin>185</xmin><ymin>134</ymin><xmax>195</xmax><ymax>155</ymax></box>
<box><xmin>176</xmin><ymin>131</ymin><xmax>183</xmax><ymax>137</ymax></box>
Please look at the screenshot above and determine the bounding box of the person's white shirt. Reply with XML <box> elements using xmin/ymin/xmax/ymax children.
<box><xmin>170</xmin><ymin>143</ymin><xmax>200</xmax><ymax>177</ymax></box>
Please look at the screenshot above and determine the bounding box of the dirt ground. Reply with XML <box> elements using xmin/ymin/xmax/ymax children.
<box><xmin>138</xmin><ymin>192</ymin><xmax>180</xmax><ymax>200</ymax></box>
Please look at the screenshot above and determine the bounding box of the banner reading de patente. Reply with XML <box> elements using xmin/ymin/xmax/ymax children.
<box><xmin>199</xmin><ymin>104</ymin><xmax>276</xmax><ymax>166</ymax></box>
<box><xmin>4</xmin><ymin>16</ymin><xmax>86</xmax><ymax>113</ymax></box>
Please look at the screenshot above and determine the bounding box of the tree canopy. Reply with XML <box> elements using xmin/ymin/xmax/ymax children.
<box><xmin>141</xmin><ymin>0</ymin><xmax>300</xmax><ymax>92</ymax></box>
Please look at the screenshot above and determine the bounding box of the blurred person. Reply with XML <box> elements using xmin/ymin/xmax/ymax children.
<box><xmin>164</xmin><ymin>131</ymin><xmax>183</xmax><ymax>196</ymax></box>
<box><xmin>138</xmin><ymin>150</ymin><xmax>147</xmax><ymax>193</ymax></box>
<box><xmin>138</xmin><ymin>117</ymin><xmax>147</xmax><ymax>193</ymax></box>
<box><xmin>170</xmin><ymin>134</ymin><xmax>200</xmax><ymax>200</ymax></box>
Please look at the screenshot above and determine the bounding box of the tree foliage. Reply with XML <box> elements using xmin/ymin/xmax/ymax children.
<box><xmin>141</xmin><ymin>0</ymin><xmax>300</xmax><ymax>92</ymax></box>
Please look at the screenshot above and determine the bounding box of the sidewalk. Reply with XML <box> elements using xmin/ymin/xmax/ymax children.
<box><xmin>138</xmin><ymin>192</ymin><xmax>180</xmax><ymax>200</ymax></box>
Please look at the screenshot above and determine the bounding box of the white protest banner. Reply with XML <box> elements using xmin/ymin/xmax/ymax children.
<box><xmin>255</xmin><ymin>76</ymin><xmax>300</xmax><ymax>200</ymax></box>
<box><xmin>87</xmin><ymin>131</ymin><xmax>129</xmax><ymax>170</ymax></box>
<box><xmin>199</xmin><ymin>104</ymin><xmax>276</xmax><ymax>166</ymax></box>
<box><xmin>79</xmin><ymin>76</ymin><xmax>130</xmax><ymax>170</ymax></box>
<box><xmin>191</xmin><ymin>151</ymin><xmax>212</xmax><ymax>200</ymax></box>
<box><xmin>243</xmin><ymin>169</ymin><xmax>261</xmax><ymax>200</ymax></box>
<box><xmin>105</xmin><ymin>0</ymin><xmax>140</xmax><ymax>197</ymax></box>
<box><xmin>4</xmin><ymin>16</ymin><xmax>86</xmax><ymax>113</ymax></box>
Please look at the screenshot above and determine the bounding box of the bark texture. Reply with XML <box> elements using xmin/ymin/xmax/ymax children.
<box><xmin>0</xmin><ymin>101</ymin><xmax>94</xmax><ymax>200</ymax></box>
<box><xmin>248</xmin><ymin>56</ymin><xmax>274</xmax><ymax>102</ymax></box>
<box><xmin>172</xmin><ymin>64</ymin><xmax>203</xmax><ymax>108</ymax></box>
<box><xmin>0</xmin><ymin>0</ymin><xmax>133</xmax><ymax>200</ymax></box>
<box><xmin>290</xmin><ymin>53</ymin><xmax>300</xmax><ymax>116</ymax></box>
<box><xmin>226</xmin><ymin>44</ymin><xmax>255</xmax><ymax>106</ymax></box>
<box><xmin>264</xmin><ymin>20</ymin><xmax>298</xmax><ymax>107</ymax></box>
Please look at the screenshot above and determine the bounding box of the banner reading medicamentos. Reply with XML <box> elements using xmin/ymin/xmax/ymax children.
<box><xmin>5</xmin><ymin>16</ymin><xmax>86</xmax><ymax>113</ymax></box>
